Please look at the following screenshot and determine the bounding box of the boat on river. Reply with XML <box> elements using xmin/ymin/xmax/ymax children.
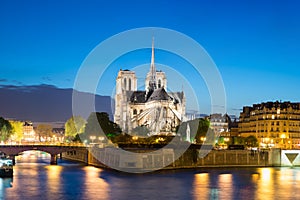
<box><xmin>0</xmin><ymin>159</ymin><xmax>13</xmax><ymax>177</ymax></box>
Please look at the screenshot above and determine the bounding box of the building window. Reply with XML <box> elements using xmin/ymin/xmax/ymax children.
<box><xmin>124</xmin><ymin>78</ymin><xmax>127</xmax><ymax>90</ymax></box>
<box><xmin>158</xmin><ymin>79</ymin><xmax>162</xmax><ymax>88</ymax></box>
<box><xmin>129</xmin><ymin>78</ymin><xmax>131</xmax><ymax>91</ymax></box>
<box><xmin>133</xmin><ymin>109</ymin><xmax>137</xmax><ymax>115</ymax></box>
<box><xmin>140</xmin><ymin>109</ymin><xmax>143</xmax><ymax>114</ymax></box>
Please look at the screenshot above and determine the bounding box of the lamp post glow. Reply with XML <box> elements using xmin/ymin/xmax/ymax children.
<box><xmin>224</xmin><ymin>137</ymin><xmax>229</xmax><ymax>142</ymax></box>
<box><xmin>98</xmin><ymin>137</ymin><xmax>104</xmax><ymax>142</ymax></box>
<box><xmin>132</xmin><ymin>136</ymin><xmax>138</xmax><ymax>140</ymax></box>
<box><xmin>90</xmin><ymin>136</ymin><xmax>96</xmax><ymax>143</ymax></box>
<box><xmin>200</xmin><ymin>137</ymin><xmax>206</xmax><ymax>143</ymax></box>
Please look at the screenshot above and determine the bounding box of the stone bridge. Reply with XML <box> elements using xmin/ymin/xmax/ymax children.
<box><xmin>0</xmin><ymin>144</ymin><xmax>87</xmax><ymax>165</ymax></box>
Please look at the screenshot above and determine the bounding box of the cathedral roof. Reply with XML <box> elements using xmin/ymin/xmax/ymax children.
<box><xmin>147</xmin><ymin>87</ymin><xmax>170</xmax><ymax>102</ymax></box>
<box><xmin>130</xmin><ymin>91</ymin><xmax>147</xmax><ymax>103</ymax></box>
<box><xmin>129</xmin><ymin>88</ymin><xmax>184</xmax><ymax>104</ymax></box>
<box><xmin>168</xmin><ymin>92</ymin><xmax>184</xmax><ymax>103</ymax></box>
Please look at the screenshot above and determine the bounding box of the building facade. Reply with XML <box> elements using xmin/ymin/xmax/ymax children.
<box><xmin>207</xmin><ymin>113</ymin><xmax>239</xmax><ymax>147</ymax></box>
<box><xmin>239</xmin><ymin>101</ymin><xmax>300</xmax><ymax>149</ymax></box>
<box><xmin>207</xmin><ymin>114</ymin><xmax>230</xmax><ymax>137</ymax></box>
<box><xmin>22</xmin><ymin>121</ymin><xmax>36</xmax><ymax>142</ymax></box>
<box><xmin>114</xmin><ymin>40</ymin><xmax>186</xmax><ymax>135</ymax></box>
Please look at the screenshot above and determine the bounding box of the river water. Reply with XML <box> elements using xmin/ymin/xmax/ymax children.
<box><xmin>1</xmin><ymin>152</ymin><xmax>300</xmax><ymax>200</ymax></box>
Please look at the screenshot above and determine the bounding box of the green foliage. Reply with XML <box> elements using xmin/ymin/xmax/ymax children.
<box><xmin>9</xmin><ymin>120</ymin><xmax>24</xmax><ymax>142</ymax></box>
<box><xmin>73</xmin><ymin>134</ymin><xmax>82</xmax><ymax>142</ymax></box>
<box><xmin>111</xmin><ymin>133</ymin><xmax>132</xmax><ymax>144</ymax></box>
<box><xmin>111</xmin><ymin>134</ymin><xmax>179</xmax><ymax>147</ymax></box>
<box><xmin>234</xmin><ymin>137</ymin><xmax>245</xmax><ymax>145</ymax></box>
<box><xmin>244</xmin><ymin>135</ymin><xmax>258</xmax><ymax>147</ymax></box>
<box><xmin>83</xmin><ymin>112</ymin><xmax>121</xmax><ymax>142</ymax></box>
<box><xmin>204</xmin><ymin>128</ymin><xmax>216</xmax><ymax>145</ymax></box>
<box><xmin>0</xmin><ymin>117</ymin><xmax>13</xmax><ymax>142</ymax></box>
<box><xmin>176</xmin><ymin>118</ymin><xmax>210</xmax><ymax>143</ymax></box>
<box><xmin>65</xmin><ymin>116</ymin><xmax>86</xmax><ymax>138</ymax></box>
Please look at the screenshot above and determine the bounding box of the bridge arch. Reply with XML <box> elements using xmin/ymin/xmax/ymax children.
<box><xmin>0</xmin><ymin>145</ymin><xmax>85</xmax><ymax>165</ymax></box>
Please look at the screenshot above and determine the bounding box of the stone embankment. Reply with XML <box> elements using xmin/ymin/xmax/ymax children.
<box><xmin>62</xmin><ymin>147</ymin><xmax>281</xmax><ymax>171</ymax></box>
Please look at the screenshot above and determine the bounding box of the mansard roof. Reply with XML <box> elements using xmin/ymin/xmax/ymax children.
<box><xmin>251</xmin><ymin>101</ymin><xmax>300</xmax><ymax>111</ymax></box>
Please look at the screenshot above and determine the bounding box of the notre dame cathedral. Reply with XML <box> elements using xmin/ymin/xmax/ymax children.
<box><xmin>114</xmin><ymin>40</ymin><xmax>186</xmax><ymax>135</ymax></box>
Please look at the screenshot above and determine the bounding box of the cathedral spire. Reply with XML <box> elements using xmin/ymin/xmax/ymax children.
<box><xmin>151</xmin><ymin>37</ymin><xmax>155</xmax><ymax>68</ymax></box>
<box><xmin>149</xmin><ymin>37</ymin><xmax>157</xmax><ymax>91</ymax></box>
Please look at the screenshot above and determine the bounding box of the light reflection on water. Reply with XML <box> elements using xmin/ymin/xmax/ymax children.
<box><xmin>1</xmin><ymin>152</ymin><xmax>300</xmax><ymax>199</ymax></box>
<box><xmin>193</xmin><ymin>173</ymin><xmax>209</xmax><ymax>199</ymax></box>
<box><xmin>218</xmin><ymin>174</ymin><xmax>233</xmax><ymax>199</ymax></box>
<box><xmin>256</xmin><ymin>168</ymin><xmax>274</xmax><ymax>199</ymax></box>
<box><xmin>82</xmin><ymin>166</ymin><xmax>109</xmax><ymax>200</ymax></box>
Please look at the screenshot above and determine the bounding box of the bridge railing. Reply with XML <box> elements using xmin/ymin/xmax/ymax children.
<box><xmin>0</xmin><ymin>142</ymin><xmax>86</xmax><ymax>147</ymax></box>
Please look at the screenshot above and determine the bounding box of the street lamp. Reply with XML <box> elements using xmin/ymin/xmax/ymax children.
<box><xmin>224</xmin><ymin>137</ymin><xmax>230</xmax><ymax>143</ymax></box>
<box><xmin>98</xmin><ymin>137</ymin><xmax>104</xmax><ymax>142</ymax></box>
<box><xmin>132</xmin><ymin>136</ymin><xmax>138</xmax><ymax>140</ymax></box>
<box><xmin>200</xmin><ymin>137</ymin><xmax>206</xmax><ymax>143</ymax></box>
<box><xmin>90</xmin><ymin>136</ymin><xmax>96</xmax><ymax>143</ymax></box>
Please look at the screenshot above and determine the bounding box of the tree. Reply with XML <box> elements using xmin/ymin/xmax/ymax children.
<box><xmin>65</xmin><ymin>116</ymin><xmax>86</xmax><ymax>139</ymax></box>
<box><xmin>0</xmin><ymin>117</ymin><xmax>13</xmax><ymax>142</ymax></box>
<box><xmin>244</xmin><ymin>135</ymin><xmax>258</xmax><ymax>147</ymax></box>
<box><xmin>111</xmin><ymin>133</ymin><xmax>132</xmax><ymax>144</ymax></box>
<box><xmin>176</xmin><ymin>118</ymin><xmax>210</xmax><ymax>143</ymax></box>
<box><xmin>235</xmin><ymin>136</ymin><xmax>245</xmax><ymax>145</ymax></box>
<box><xmin>194</xmin><ymin>119</ymin><xmax>211</xmax><ymax>143</ymax></box>
<box><xmin>204</xmin><ymin>128</ymin><xmax>216</xmax><ymax>145</ymax></box>
<box><xmin>36</xmin><ymin>124</ymin><xmax>53</xmax><ymax>141</ymax></box>
<box><xmin>83</xmin><ymin>112</ymin><xmax>121</xmax><ymax>142</ymax></box>
<box><xmin>9</xmin><ymin>120</ymin><xmax>24</xmax><ymax>142</ymax></box>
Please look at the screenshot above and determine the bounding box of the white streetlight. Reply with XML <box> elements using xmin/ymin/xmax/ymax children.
<box><xmin>90</xmin><ymin>136</ymin><xmax>96</xmax><ymax>143</ymax></box>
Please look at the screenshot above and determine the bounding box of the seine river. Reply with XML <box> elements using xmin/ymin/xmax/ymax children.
<box><xmin>1</xmin><ymin>152</ymin><xmax>300</xmax><ymax>200</ymax></box>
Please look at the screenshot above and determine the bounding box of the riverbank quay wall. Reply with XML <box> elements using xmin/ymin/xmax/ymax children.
<box><xmin>62</xmin><ymin>147</ymin><xmax>284</xmax><ymax>170</ymax></box>
<box><xmin>62</xmin><ymin>148</ymin><xmax>89</xmax><ymax>164</ymax></box>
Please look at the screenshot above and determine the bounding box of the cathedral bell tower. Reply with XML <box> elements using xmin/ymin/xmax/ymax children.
<box><xmin>114</xmin><ymin>69</ymin><xmax>137</xmax><ymax>132</ymax></box>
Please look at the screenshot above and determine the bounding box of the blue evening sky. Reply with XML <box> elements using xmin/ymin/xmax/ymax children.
<box><xmin>0</xmin><ymin>0</ymin><xmax>300</xmax><ymax>116</ymax></box>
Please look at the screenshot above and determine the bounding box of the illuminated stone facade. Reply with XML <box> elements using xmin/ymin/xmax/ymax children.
<box><xmin>239</xmin><ymin>101</ymin><xmax>300</xmax><ymax>149</ymax></box>
<box><xmin>22</xmin><ymin>121</ymin><xmax>36</xmax><ymax>142</ymax></box>
<box><xmin>208</xmin><ymin>114</ymin><xmax>230</xmax><ymax>136</ymax></box>
<box><xmin>114</xmin><ymin>40</ymin><xmax>186</xmax><ymax>135</ymax></box>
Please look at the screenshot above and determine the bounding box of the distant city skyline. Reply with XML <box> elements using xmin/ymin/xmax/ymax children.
<box><xmin>1</xmin><ymin>0</ymin><xmax>300</xmax><ymax>116</ymax></box>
